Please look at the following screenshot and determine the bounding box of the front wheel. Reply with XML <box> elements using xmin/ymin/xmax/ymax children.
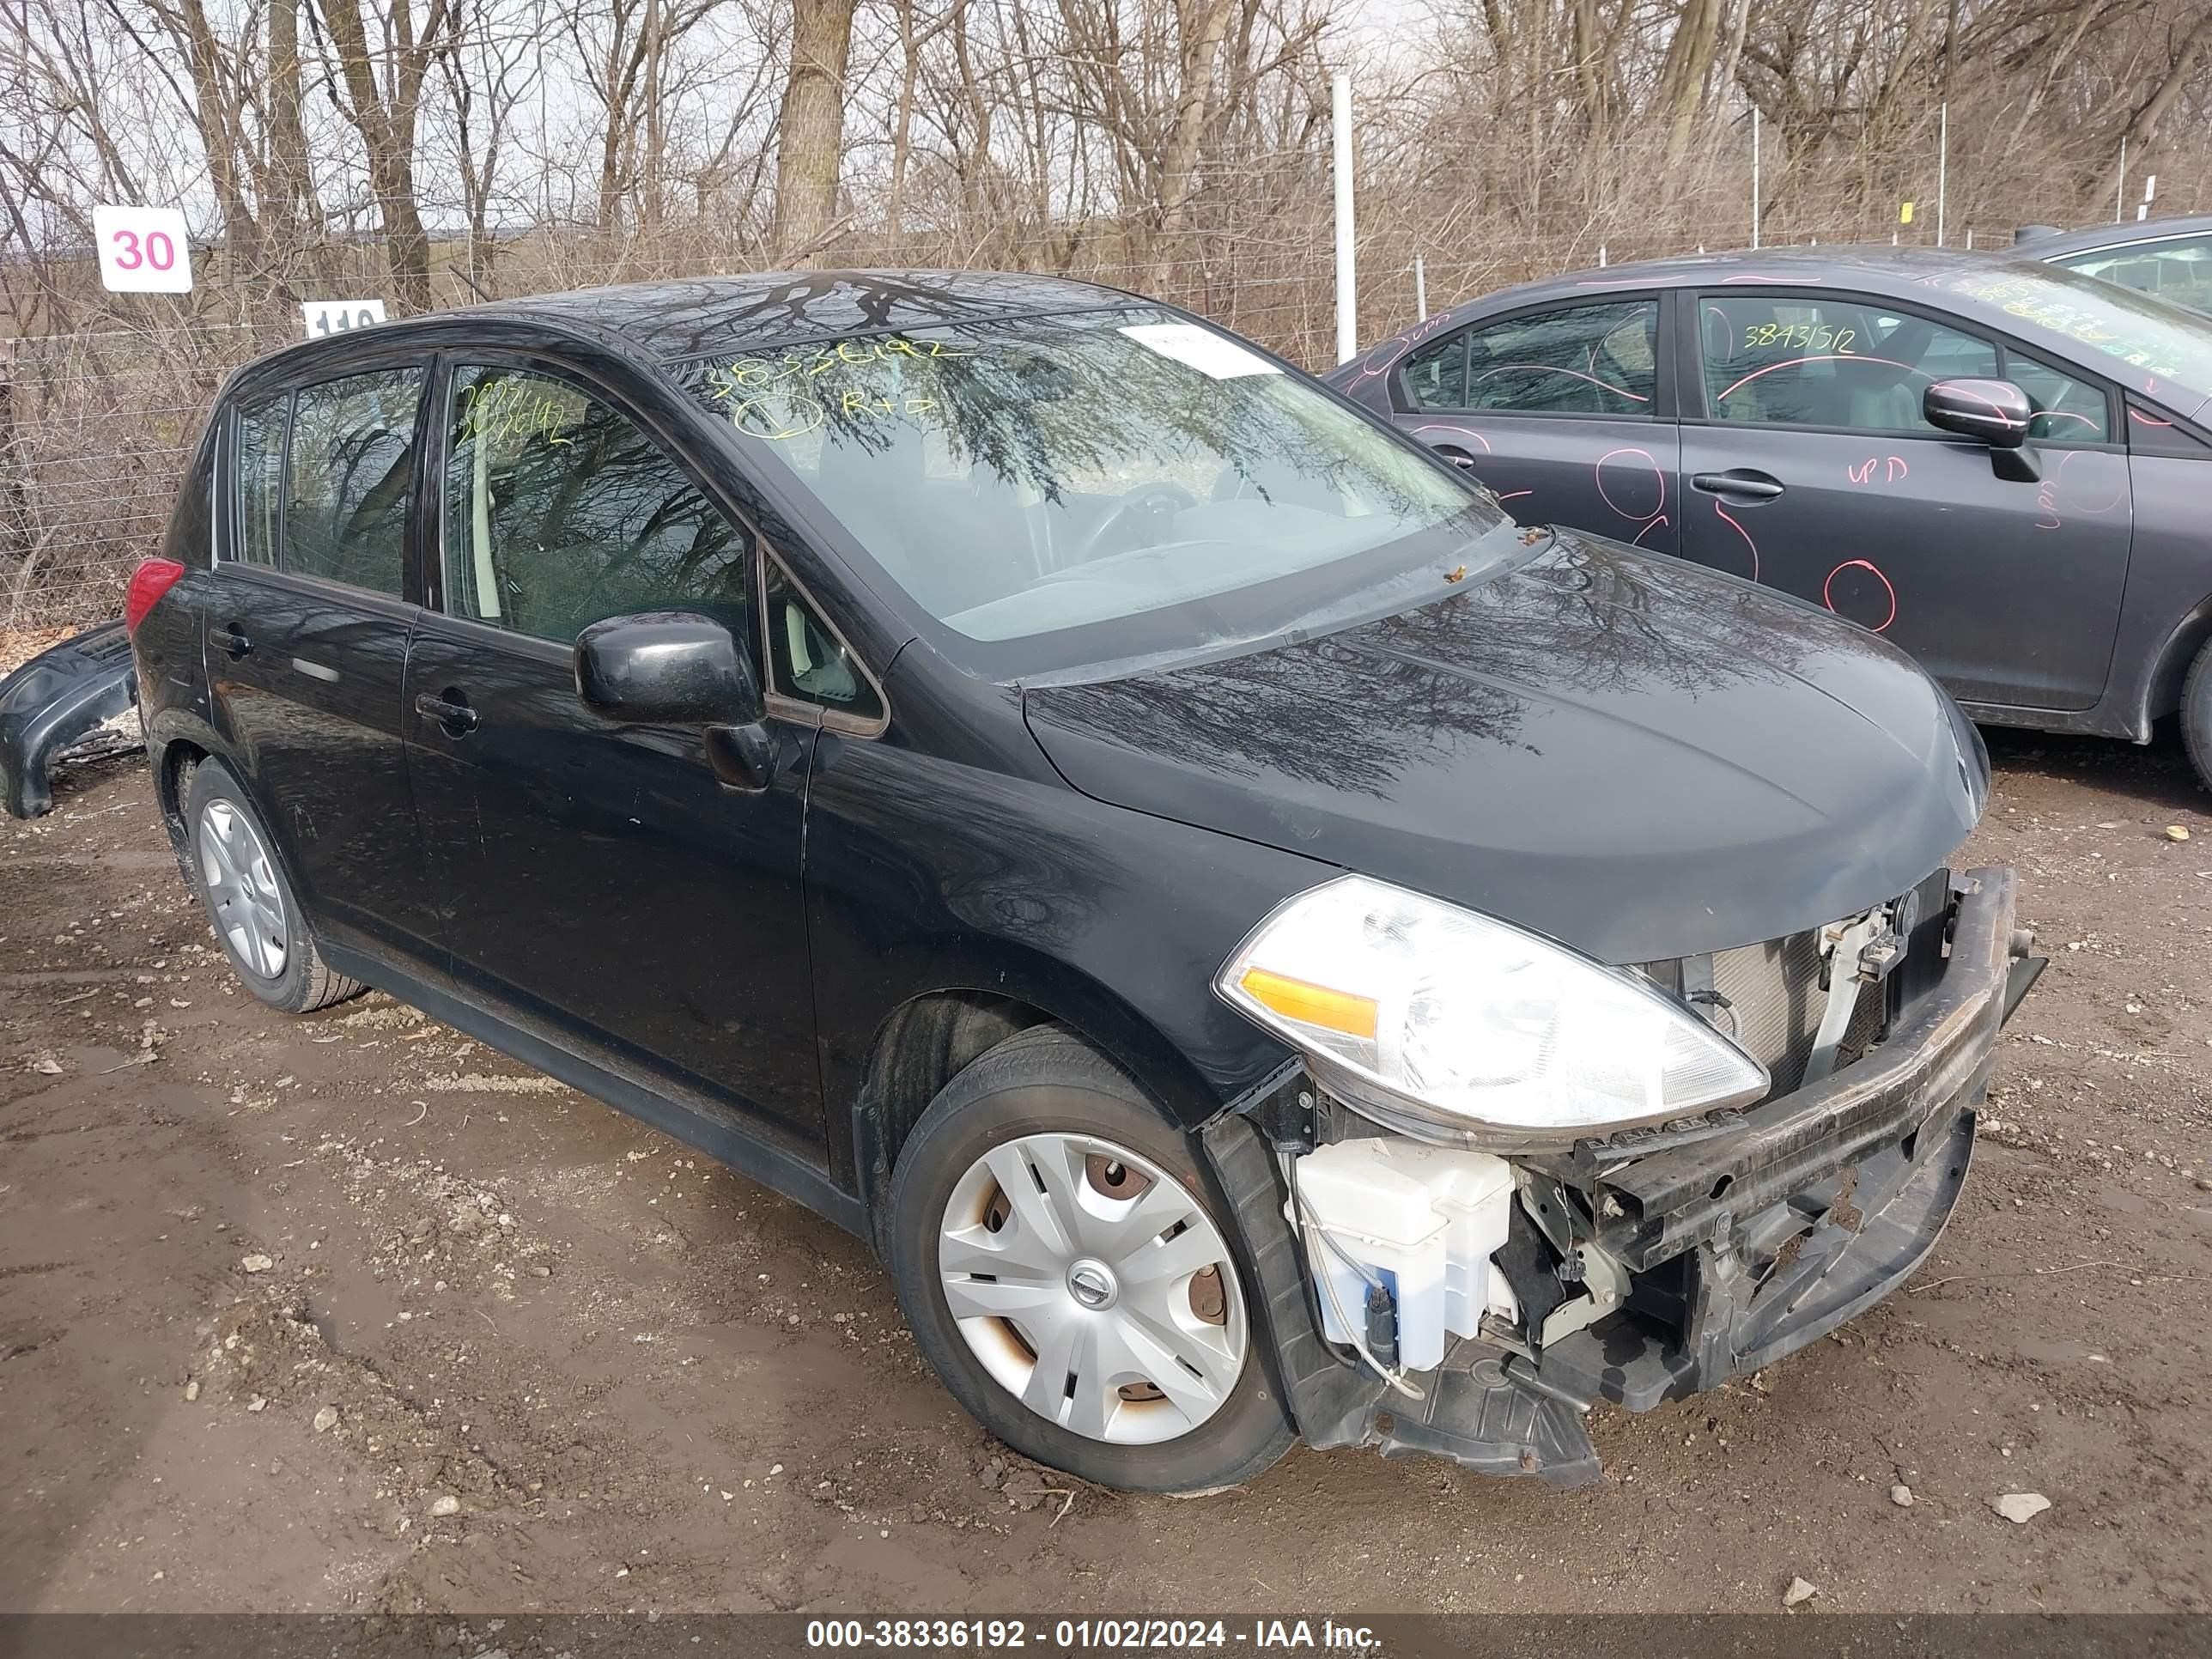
<box><xmin>886</xmin><ymin>1027</ymin><xmax>1294</xmax><ymax>1493</ymax></box>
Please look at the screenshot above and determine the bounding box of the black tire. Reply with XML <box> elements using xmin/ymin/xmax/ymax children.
<box><xmin>183</xmin><ymin>758</ymin><xmax>363</xmax><ymax>1015</ymax></box>
<box><xmin>2184</xmin><ymin>637</ymin><xmax>2212</xmax><ymax>793</ymax></box>
<box><xmin>886</xmin><ymin>1025</ymin><xmax>1296</xmax><ymax>1494</ymax></box>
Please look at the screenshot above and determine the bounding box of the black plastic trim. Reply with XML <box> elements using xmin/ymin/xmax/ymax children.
<box><xmin>320</xmin><ymin>944</ymin><xmax>867</xmax><ymax>1238</ymax></box>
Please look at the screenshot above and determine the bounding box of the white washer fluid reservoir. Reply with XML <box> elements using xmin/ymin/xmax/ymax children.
<box><xmin>1289</xmin><ymin>1136</ymin><xmax>1520</xmax><ymax>1372</ymax></box>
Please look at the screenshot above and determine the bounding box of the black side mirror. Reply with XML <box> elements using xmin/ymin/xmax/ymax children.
<box><xmin>1924</xmin><ymin>378</ymin><xmax>2042</xmax><ymax>482</ymax></box>
<box><xmin>574</xmin><ymin>611</ymin><xmax>763</xmax><ymax>726</ymax></box>
<box><xmin>1923</xmin><ymin>378</ymin><xmax>2033</xmax><ymax>449</ymax></box>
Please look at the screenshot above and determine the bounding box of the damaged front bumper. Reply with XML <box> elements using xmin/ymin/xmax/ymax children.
<box><xmin>0</xmin><ymin>621</ymin><xmax>138</xmax><ymax>818</ymax></box>
<box><xmin>1203</xmin><ymin>865</ymin><xmax>2032</xmax><ymax>1487</ymax></box>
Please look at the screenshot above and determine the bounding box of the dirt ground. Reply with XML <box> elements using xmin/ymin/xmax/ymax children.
<box><xmin>3</xmin><ymin>726</ymin><xmax>2209</xmax><ymax>1619</ymax></box>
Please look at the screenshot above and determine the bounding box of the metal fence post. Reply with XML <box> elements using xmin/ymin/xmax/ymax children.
<box><xmin>1936</xmin><ymin>102</ymin><xmax>1948</xmax><ymax>246</ymax></box>
<box><xmin>1751</xmin><ymin>106</ymin><xmax>1762</xmax><ymax>250</ymax></box>
<box><xmin>1333</xmin><ymin>71</ymin><xmax>1357</xmax><ymax>363</ymax></box>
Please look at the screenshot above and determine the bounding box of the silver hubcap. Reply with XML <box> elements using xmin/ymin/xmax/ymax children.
<box><xmin>938</xmin><ymin>1133</ymin><xmax>1248</xmax><ymax>1446</ymax></box>
<box><xmin>196</xmin><ymin>798</ymin><xmax>289</xmax><ymax>980</ymax></box>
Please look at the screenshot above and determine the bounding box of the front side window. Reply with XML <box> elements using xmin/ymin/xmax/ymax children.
<box><xmin>2007</xmin><ymin>354</ymin><xmax>2112</xmax><ymax>443</ymax></box>
<box><xmin>1698</xmin><ymin>295</ymin><xmax>1998</xmax><ymax>433</ymax></box>
<box><xmin>2056</xmin><ymin>234</ymin><xmax>2212</xmax><ymax>315</ymax></box>
<box><xmin>441</xmin><ymin>366</ymin><xmax>750</xmax><ymax>645</ymax></box>
<box><xmin>271</xmin><ymin>368</ymin><xmax>422</xmax><ymax>594</ymax></box>
<box><xmin>677</xmin><ymin>307</ymin><xmax>1509</xmax><ymax>675</ymax></box>
<box><xmin>1436</xmin><ymin>301</ymin><xmax>1659</xmax><ymax>415</ymax></box>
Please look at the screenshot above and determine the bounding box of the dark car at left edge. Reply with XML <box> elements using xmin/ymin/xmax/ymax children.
<box><xmin>86</xmin><ymin>270</ymin><xmax>2036</xmax><ymax>1498</ymax></box>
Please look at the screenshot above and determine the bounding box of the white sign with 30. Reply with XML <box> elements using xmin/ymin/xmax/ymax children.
<box><xmin>92</xmin><ymin>204</ymin><xmax>192</xmax><ymax>294</ymax></box>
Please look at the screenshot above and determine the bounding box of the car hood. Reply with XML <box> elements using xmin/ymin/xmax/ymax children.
<box><xmin>1020</xmin><ymin>532</ymin><xmax>1986</xmax><ymax>965</ymax></box>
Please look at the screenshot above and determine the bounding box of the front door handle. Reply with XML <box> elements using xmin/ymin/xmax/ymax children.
<box><xmin>1431</xmin><ymin>444</ymin><xmax>1481</xmax><ymax>471</ymax></box>
<box><xmin>414</xmin><ymin>690</ymin><xmax>480</xmax><ymax>736</ymax></box>
<box><xmin>1692</xmin><ymin>470</ymin><xmax>1785</xmax><ymax>501</ymax></box>
<box><xmin>219</xmin><ymin>622</ymin><xmax>252</xmax><ymax>659</ymax></box>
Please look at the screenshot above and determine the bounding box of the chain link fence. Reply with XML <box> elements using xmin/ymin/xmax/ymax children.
<box><xmin>0</xmin><ymin>191</ymin><xmax>2055</xmax><ymax>642</ymax></box>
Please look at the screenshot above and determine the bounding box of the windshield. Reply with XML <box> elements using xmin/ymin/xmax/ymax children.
<box><xmin>678</xmin><ymin>307</ymin><xmax>1509</xmax><ymax>675</ymax></box>
<box><xmin>1935</xmin><ymin>263</ymin><xmax>2212</xmax><ymax>411</ymax></box>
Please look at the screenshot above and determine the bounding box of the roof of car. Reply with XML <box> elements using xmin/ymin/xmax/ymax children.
<box><xmin>2014</xmin><ymin>215</ymin><xmax>2212</xmax><ymax>259</ymax></box>
<box><xmin>1449</xmin><ymin>244</ymin><xmax>2005</xmax><ymax>317</ymax></box>
<box><xmin>450</xmin><ymin>269</ymin><xmax>1141</xmax><ymax>361</ymax></box>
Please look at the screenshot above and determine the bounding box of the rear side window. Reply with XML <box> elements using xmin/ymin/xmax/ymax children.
<box><xmin>440</xmin><ymin>365</ymin><xmax>751</xmax><ymax>646</ymax></box>
<box><xmin>279</xmin><ymin>370</ymin><xmax>422</xmax><ymax>594</ymax></box>
<box><xmin>2006</xmin><ymin>354</ymin><xmax>2112</xmax><ymax>444</ymax></box>
<box><xmin>1406</xmin><ymin>300</ymin><xmax>1658</xmax><ymax>416</ymax></box>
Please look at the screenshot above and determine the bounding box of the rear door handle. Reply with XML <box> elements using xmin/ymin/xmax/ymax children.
<box><xmin>1431</xmin><ymin>443</ymin><xmax>1481</xmax><ymax>471</ymax></box>
<box><xmin>413</xmin><ymin>690</ymin><xmax>480</xmax><ymax>735</ymax></box>
<box><xmin>1692</xmin><ymin>470</ymin><xmax>1785</xmax><ymax>501</ymax></box>
<box><xmin>219</xmin><ymin>623</ymin><xmax>252</xmax><ymax>659</ymax></box>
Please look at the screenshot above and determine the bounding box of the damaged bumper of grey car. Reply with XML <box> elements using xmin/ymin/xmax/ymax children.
<box><xmin>1202</xmin><ymin>866</ymin><xmax>2035</xmax><ymax>1487</ymax></box>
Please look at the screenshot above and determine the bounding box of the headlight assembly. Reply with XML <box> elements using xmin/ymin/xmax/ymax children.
<box><xmin>1215</xmin><ymin>875</ymin><xmax>1768</xmax><ymax>1145</ymax></box>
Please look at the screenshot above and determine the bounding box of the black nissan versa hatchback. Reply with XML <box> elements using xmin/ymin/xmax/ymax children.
<box><xmin>125</xmin><ymin>270</ymin><xmax>2037</xmax><ymax>1494</ymax></box>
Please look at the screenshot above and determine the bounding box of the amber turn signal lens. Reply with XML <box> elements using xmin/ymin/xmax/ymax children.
<box><xmin>1237</xmin><ymin>967</ymin><xmax>1378</xmax><ymax>1040</ymax></box>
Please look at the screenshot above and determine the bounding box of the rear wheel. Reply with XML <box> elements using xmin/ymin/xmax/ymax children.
<box><xmin>2184</xmin><ymin>638</ymin><xmax>2212</xmax><ymax>793</ymax></box>
<box><xmin>886</xmin><ymin>1027</ymin><xmax>1294</xmax><ymax>1493</ymax></box>
<box><xmin>184</xmin><ymin>759</ymin><xmax>362</xmax><ymax>1014</ymax></box>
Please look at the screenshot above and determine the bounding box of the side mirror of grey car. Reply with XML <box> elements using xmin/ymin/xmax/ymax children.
<box><xmin>1923</xmin><ymin>378</ymin><xmax>2033</xmax><ymax>448</ymax></box>
<box><xmin>1924</xmin><ymin>378</ymin><xmax>2041</xmax><ymax>482</ymax></box>
<box><xmin>574</xmin><ymin>611</ymin><xmax>764</xmax><ymax>727</ymax></box>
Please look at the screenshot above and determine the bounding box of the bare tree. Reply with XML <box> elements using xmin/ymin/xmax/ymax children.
<box><xmin>771</xmin><ymin>0</ymin><xmax>856</xmax><ymax>259</ymax></box>
<box><xmin>313</xmin><ymin>0</ymin><xmax>453</xmax><ymax>311</ymax></box>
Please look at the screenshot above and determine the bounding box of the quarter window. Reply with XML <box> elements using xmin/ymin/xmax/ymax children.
<box><xmin>1401</xmin><ymin>332</ymin><xmax>1468</xmax><ymax>410</ymax></box>
<box><xmin>763</xmin><ymin>559</ymin><xmax>882</xmax><ymax>723</ymax></box>
<box><xmin>1698</xmin><ymin>295</ymin><xmax>1997</xmax><ymax>434</ymax></box>
<box><xmin>441</xmin><ymin>366</ymin><xmax>750</xmax><ymax>645</ymax></box>
<box><xmin>233</xmin><ymin>396</ymin><xmax>286</xmax><ymax>569</ymax></box>
<box><xmin>1409</xmin><ymin>301</ymin><xmax>1659</xmax><ymax>416</ymax></box>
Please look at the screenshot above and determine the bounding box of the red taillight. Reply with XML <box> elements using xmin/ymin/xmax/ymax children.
<box><xmin>125</xmin><ymin>558</ymin><xmax>186</xmax><ymax>635</ymax></box>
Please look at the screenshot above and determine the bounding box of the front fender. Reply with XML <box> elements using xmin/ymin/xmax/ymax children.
<box><xmin>0</xmin><ymin>622</ymin><xmax>138</xmax><ymax>818</ymax></box>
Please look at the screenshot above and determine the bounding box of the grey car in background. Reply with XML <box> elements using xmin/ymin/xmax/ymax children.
<box><xmin>1326</xmin><ymin>248</ymin><xmax>2212</xmax><ymax>787</ymax></box>
<box><xmin>2020</xmin><ymin>215</ymin><xmax>2212</xmax><ymax>314</ymax></box>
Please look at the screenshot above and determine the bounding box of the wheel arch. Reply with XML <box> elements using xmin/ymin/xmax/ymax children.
<box><xmin>846</xmin><ymin>951</ymin><xmax>1254</xmax><ymax>1257</ymax></box>
<box><xmin>2136</xmin><ymin>593</ymin><xmax>2212</xmax><ymax>735</ymax></box>
<box><xmin>145</xmin><ymin>709</ymin><xmax>240</xmax><ymax>884</ymax></box>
